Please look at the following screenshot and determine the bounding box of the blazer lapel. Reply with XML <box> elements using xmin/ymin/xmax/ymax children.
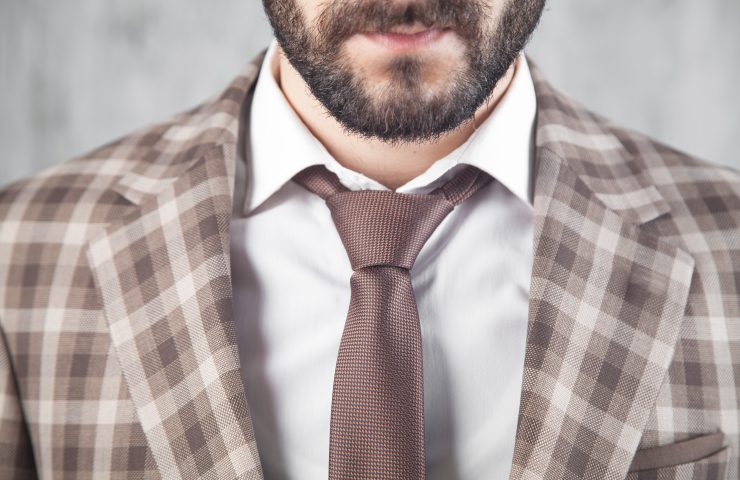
<box><xmin>85</xmin><ymin>55</ymin><xmax>266</xmax><ymax>479</ymax></box>
<box><xmin>508</xmin><ymin>59</ymin><xmax>696</xmax><ymax>479</ymax></box>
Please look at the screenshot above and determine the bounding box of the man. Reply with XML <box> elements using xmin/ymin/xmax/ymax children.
<box><xmin>0</xmin><ymin>0</ymin><xmax>737</xmax><ymax>478</ymax></box>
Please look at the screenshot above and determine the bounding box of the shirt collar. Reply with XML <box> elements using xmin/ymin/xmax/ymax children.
<box><xmin>244</xmin><ymin>38</ymin><xmax>536</xmax><ymax>216</ymax></box>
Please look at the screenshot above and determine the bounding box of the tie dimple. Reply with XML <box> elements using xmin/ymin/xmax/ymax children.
<box><xmin>292</xmin><ymin>163</ymin><xmax>492</xmax><ymax>479</ymax></box>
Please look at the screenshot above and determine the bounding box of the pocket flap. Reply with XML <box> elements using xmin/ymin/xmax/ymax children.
<box><xmin>629</xmin><ymin>431</ymin><xmax>725</xmax><ymax>472</ymax></box>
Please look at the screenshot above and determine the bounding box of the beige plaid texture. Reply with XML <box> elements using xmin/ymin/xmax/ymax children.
<box><xmin>0</xmin><ymin>48</ymin><xmax>738</xmax><ymax>479</ymax></box>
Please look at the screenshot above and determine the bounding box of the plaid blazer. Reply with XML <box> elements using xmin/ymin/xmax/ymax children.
<box><xmin>0</xmin><ymin>48</ymin><xmax>738</xmax><ymax>480</ymax></box>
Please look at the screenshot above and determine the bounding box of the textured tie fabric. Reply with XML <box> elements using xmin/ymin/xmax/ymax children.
<box><xmin>292</xmin><ymin>164</ymin><xmax>493</xmax><ymax>479</ymax></box>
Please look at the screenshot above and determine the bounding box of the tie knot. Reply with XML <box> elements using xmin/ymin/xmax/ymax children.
<box><xmin>293</xmin><ymin>164</ymin><xmax>492</xmax><ymax>271</ymax></box>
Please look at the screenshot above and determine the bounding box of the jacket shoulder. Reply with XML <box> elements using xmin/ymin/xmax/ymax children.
<box><xmin>600</xmin><ymin>118</ymin><xmax>740</xmax><ymax>252</ymax></box>
<box><xmin>528</xmin><ymin>58</ymin><xmax>740</xmax><ymax>231</ymax></box>
<box><xmin>606</xmin><ymin>116</ymin><xmax>740</xmax><ymax>183</ymax></box>
<box><xmin>0</xmin><ymin>92</ymin><xmax>235</xmax><ymax>230</ymax></box>
<box><xmin>609</xmin><ymin>120</ymin><xmax>740</xmax><ymax>215</ymax></box>
<box><xmin>0</xmin><ymin>49</ymin><xmax>263</xmax><ymax>228</ymax></box>
<box><xmin>0</xmin><ymin>119</ymin><xmax>161</xmax><ymax>227</ymax></box>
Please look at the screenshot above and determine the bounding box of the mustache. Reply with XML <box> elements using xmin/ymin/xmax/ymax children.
<box><xmin>315</xmin><ymin>0</ymin><xmax>491</xmax><ymax>44</ymax></box>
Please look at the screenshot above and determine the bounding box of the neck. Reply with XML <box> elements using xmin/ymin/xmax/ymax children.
<box><xmin>275</xmin><ymin>47</ymin><xmax>518</xmax><ymax>190</ymax></box>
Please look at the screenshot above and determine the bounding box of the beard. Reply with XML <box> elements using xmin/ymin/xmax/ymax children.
<box><xmin>262</xmin><ymin>0</ymin><xmax>546</xmax><ymax>144</ymax></box>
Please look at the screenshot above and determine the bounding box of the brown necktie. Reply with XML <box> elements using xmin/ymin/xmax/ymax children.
<box><xmin>292</xmin><ymin>163</ymin><xmax>493</xmax><ymax>479</ymax></box>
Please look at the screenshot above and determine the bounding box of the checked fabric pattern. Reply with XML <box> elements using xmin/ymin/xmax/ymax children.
<box><xmin>292</xmin><ymin>164</ymin><xmax>492</xmax><ymax>479</ymax></box>
<box><xmin>0</xmin><ymin>46</ymin><xmax>738</xmax><ymax>479</ymax></box>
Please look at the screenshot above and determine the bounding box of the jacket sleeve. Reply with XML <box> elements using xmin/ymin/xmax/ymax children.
<box><xmin>0</xmin><ymin>321</ymin><xmax>38</xmax><ymax>479</ymax></box>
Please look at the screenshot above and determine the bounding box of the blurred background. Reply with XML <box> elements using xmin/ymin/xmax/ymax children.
<box><xmin>1</xmin><ymin>1</ymin><xmax>738</xmax><ymax>187</ymax></box>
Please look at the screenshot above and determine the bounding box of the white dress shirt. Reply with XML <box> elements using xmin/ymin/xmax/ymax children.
<box><xmin>230</xmin><ymin>38</ymin><xmax>537</xmax><ymax>480</ymax></box>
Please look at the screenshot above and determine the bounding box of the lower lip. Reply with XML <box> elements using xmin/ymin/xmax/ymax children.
<box><xmin>363</xmin><ymin>28</ymin><xmax>448</xmax><ymax>52</ymax></box>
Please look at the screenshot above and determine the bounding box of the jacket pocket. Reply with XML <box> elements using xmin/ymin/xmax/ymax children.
<box><xmin>626</xmin><ymin>432</ymin><xmax>728</xmax><ymax>480</ymax></box>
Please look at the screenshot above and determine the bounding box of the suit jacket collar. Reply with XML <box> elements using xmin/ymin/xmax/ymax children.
<box><xmin>528</xmin><ymin>60</ymin><xmax>671</xmax><ymax>225</ymax></box>
<box><xmin>85</xmin><ymin>49</ymin><xmax>694</xmax><ymax>479</ymax></box>
<box><xmin>109</xmin><ymin>56</ymin><xmax>263</xmax><ymax>206</ymax></box>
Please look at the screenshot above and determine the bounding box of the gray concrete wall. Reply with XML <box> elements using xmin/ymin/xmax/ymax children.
<box><xmin>1</xmin><ymin>1</ymin><xmax>738</xmax><ymax>187</ymax></box>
